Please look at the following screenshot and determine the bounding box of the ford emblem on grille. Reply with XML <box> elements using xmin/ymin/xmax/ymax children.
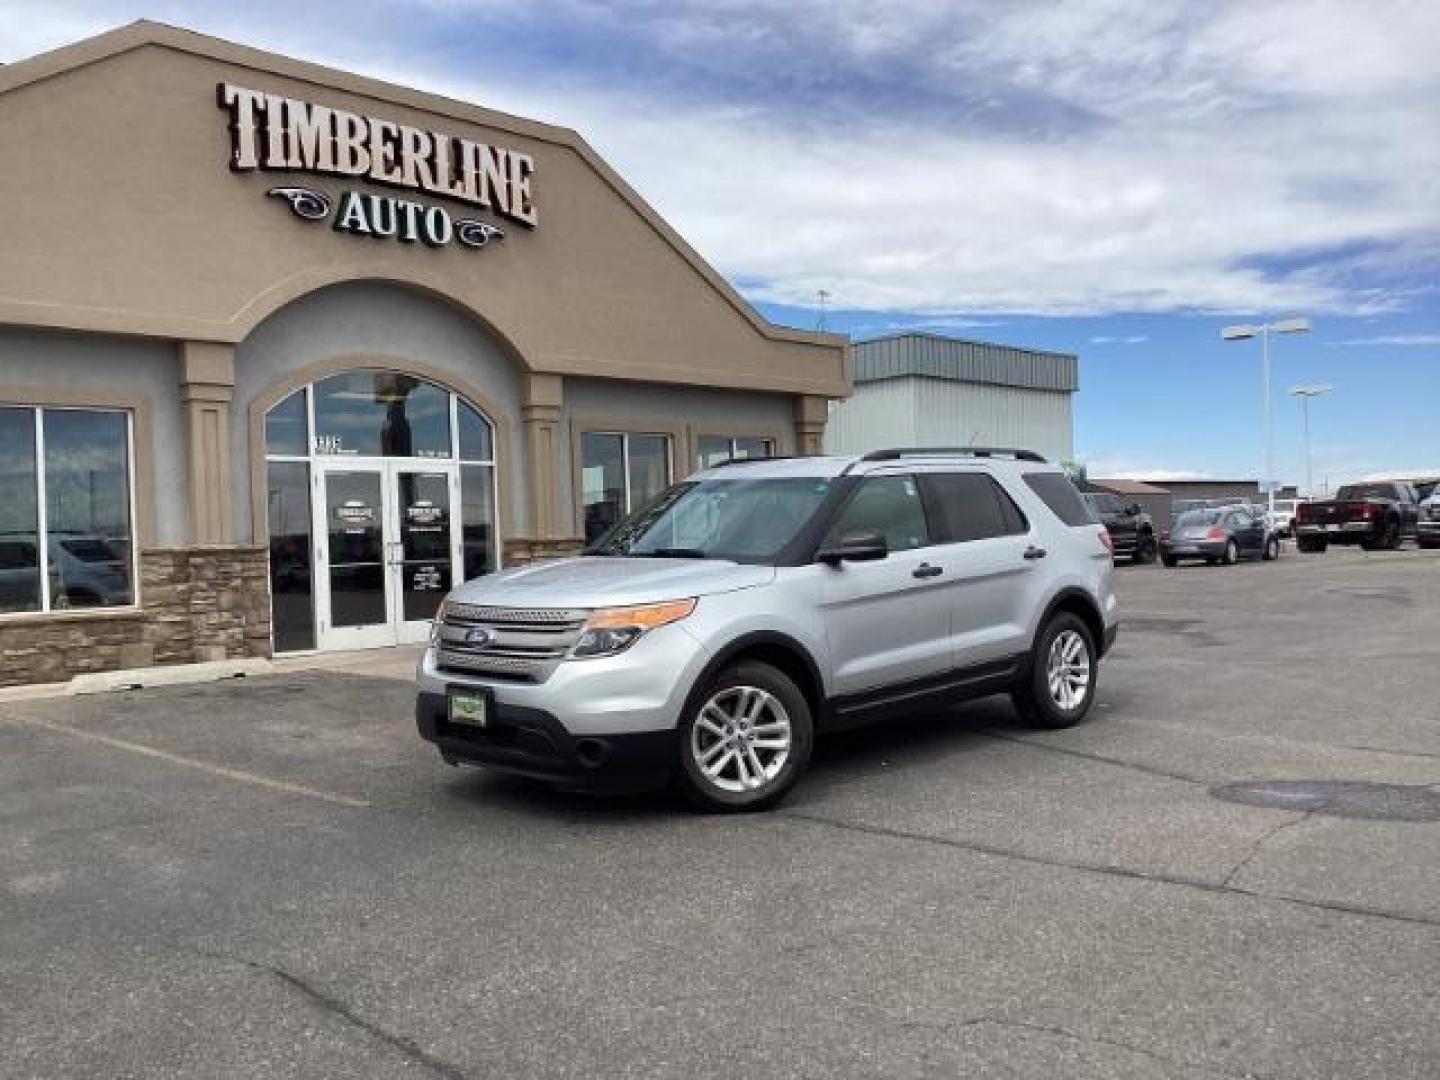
<box><xmin>465</xmin><ymin>627</ymin><xmax>495</xmax><ymax>647</ymax></box>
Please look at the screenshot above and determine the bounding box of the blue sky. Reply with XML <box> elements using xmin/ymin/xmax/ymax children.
<box><xmin>3</xmin><ymin>1</ymin><xmax>1437</xmax><ymax>485</ymax></box>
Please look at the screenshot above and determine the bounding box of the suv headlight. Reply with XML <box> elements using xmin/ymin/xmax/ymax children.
<box><xmin>570</xmin><ymin>598</ymin><xmax>697</xmax><ymax>659</ymax></box>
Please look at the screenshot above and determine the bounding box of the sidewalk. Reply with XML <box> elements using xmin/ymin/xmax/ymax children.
<box><xmin>0</xmin><ymin>644</ymin><xmax>426</xmax><ymax>705</ymax></box>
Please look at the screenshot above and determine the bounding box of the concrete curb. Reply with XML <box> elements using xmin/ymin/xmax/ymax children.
<box><xmin>68</xmin><ymin>658</ymin><xmax>275</xmax><ymax>695</ymax></box>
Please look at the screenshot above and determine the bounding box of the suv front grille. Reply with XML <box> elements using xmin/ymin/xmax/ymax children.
<box><xmin>435</xmin><ymin>603</ymin><xmax>589</xmax><ymax>682</ymax></box>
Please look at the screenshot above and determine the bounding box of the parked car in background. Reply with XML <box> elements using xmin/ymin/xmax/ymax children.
<box><xmin>1417</xmin><ymin>490</ymin><xmax>1440</xmax><ymax>549</ymax></box>
<box><xmin>1294</xmin><ymin>482</ymin><xmax>1420</xmax><ymax>552</ymax></box>
<box><xmin>1083</xmin><ymin>492</ymin><xmax>1157</xmax><ymax>564</ymax></box>
<box><xmin>1161</xmin><ymin>507</ymin><xmax>1280</xmax><ymax>566</ymax></box>
<box><xmin>0</xmin><ymin>531</ymin><xmax>132</xmax><ymax>609</ymax></box>
<box><xmin>1266</xmin><ymin>499</ymin><xmax>1303</xmax><ymax>538</ymax></box>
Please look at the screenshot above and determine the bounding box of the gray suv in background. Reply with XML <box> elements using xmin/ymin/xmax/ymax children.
<box><xmin>416</xmin><ymin>449</ymin><xmax>1118</xmax><ymax>810</ymax></box>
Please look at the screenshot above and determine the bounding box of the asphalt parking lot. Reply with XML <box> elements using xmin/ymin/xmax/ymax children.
<box><xmin>3</xmin><ymin>546</ymin><xmax>1437</xmax><ymax>1079</ymax></box>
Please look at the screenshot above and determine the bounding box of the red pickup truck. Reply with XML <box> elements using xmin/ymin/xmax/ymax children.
<box><xmin>1294</xmin><ymin>482</ymin><xmax>1421</xmax><ymax>552</ymax></box>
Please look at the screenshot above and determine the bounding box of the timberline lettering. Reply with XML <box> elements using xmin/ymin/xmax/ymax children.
<box><xmin>219</xmin><ymin>82</ymin><xmax>537</xmax><ymax>228</ymax></box>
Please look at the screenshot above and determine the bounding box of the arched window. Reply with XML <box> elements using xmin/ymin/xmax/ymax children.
<box><xmin>262</xmin><ymin>371</ymin><xmax>498</xmax><ymax>653</ymax></box>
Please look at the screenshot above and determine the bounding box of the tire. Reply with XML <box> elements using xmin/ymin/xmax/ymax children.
<box><xmin>675</xmin><ymin>660</ymin><xmax>813</xmax><ymax>812</ymax></box>
<box><xmin>1420</xmin><ymin>538</ymin><xmax>1440</xmax><ymax>550</ymax></box>
<box><xmin>1132</xmin><ymin>531</ymin><xmax>1157</xmax><ymax>565</ymax></box>
<box><xmin>1221</xmin><ymin>539</ymin><xmax>1238</xmax><ymax>566</ymax></box>
<box><xmin>1386</xmin><ymin>518</ymin><xmax>1403</xmax><ymax>550</ymax></box>
<box><xmin>1297</xmin><ymin>536</ymin><xmax>1326</xmax><ymax>554</ymax></box>
<box><xmin>1161</xmin><ymin>555</ymin><xmax>1178</xmax><ymax>568</ymax></box>
<box><xmin>1011</xmin><ymin>613</ymin><xmax>1098</xmax><ymax>730</ymax></box>
<box><xmin>1262</xmin><ymin>536</ymin><xmax>1280</xmax><ymax>561</ymax></box>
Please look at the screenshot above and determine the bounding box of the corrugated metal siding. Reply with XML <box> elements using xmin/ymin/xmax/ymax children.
<box><xmin>823</xmin><ymin>379</ymin><xmax>917</xmax><ymax>452</ymax></box>
<box><xmin>911</xmin><ymin>379</ymin><xmax>1073</xmax><ymax>462</ymax></box>
<box><xmin>851</xmin><ymin>333</ymin><xmax>1078</xmax><ymax>392</ymax></box>
<box><xmin>824</xmin><ymin>377</ymin><xmax>1073</xmax><ymax>463</ymax></box>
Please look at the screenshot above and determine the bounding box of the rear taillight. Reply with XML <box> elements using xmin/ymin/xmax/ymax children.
<box><xmin>1206</xmin><ymin>527</ymin><xmax>1226</xmax><ymax>540</ymax></box>
<box><xmin>1099</xmin><ymin>529</ymin><xmax>1114</xmax><ymax>554</ymax></box>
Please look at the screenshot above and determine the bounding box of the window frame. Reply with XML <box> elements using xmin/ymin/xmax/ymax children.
<box><xmin>575</xmin><ymin>427</ymin><xmax>676</xmax><ymax>543</ymax></box>
<box><xmin>0</xmin><ymin>404</ymin><xmax>140</xmax><ymax>618</ymax></box>
<box><xmin>693</xmin><ymin>433</ymin><xmax>778</xmax><ymax>471</ymax></box>
<box><xmin>920</xmin><ymin>471</ymin><xmax>1031</xmax><ymax>545</ymax></box>
<box><xmin>821</xmin><ymin>471</ymin><xmax>938</xmax><ymax>554</ymax></box>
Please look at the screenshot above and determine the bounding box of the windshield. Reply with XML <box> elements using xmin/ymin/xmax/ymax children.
<box><xmin>588</xmin><ymin>477</ymin><xmax>834</xmax><ymax>562</ymax></box>
<box><xmin>1176</xmin><ymin>510</ymin><xmax>1223</xmax><ymax>528</ymax></box>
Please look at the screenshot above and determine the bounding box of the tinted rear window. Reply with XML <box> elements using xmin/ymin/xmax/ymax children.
<box><xmin>924</xmin><ymin>473</ymin><xmax>1028</xmax><ymax>542</ymax></box>
<box><xmin>1336</xmin><ymin>484</ymin><xmax>1394</xmax><ymax>501</ymax></box>
<box><xmin>1022</xmin><ymin>472</ymin><xmax>1097</xmax><ymax>527</ymax></box>
<box><xmin>1176</xmin><ymin>510</ymin><xmax>1222</xmax><ymax>527</ymax></box>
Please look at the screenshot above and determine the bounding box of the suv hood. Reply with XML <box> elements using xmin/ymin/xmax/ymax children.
<box><xmin>447</xmin><ymin>557</ymin><xmax>775</xmax><ymax>610</ymax></box>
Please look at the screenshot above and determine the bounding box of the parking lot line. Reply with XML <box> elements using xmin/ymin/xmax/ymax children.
<box><xmin>16</xmin><ymin>719</ymin><xmax>371</xmax><ymax>809</ymax></box>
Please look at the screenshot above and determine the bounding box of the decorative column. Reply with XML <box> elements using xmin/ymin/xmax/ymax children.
<box><xmin>180</xmin><ymin>342</ymin><xmax>235</xmax><ymax>545</ymax></box>
<box><xmin>794</xmin><ymin>394</ymin><xmax>830</xmax><ymax>456</ymax></box>
<box><xmin>521</xmin><ymin>372</ymin><xmax>564</xmax><ymax>541</ymax></box>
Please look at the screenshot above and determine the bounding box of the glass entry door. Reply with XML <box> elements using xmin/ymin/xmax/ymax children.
<box><xmin>315</xmin><ymin>463</ymin><xmax>459</xmax><ymax>651</ymax></box>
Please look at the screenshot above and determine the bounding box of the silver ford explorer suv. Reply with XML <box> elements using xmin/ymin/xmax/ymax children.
<box><xmin>416</xmin><ymin>448</ymin><xmax>1118</xmax><ymax>811</ymax></box>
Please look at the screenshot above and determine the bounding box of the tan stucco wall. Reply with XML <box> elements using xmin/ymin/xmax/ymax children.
<box><xmin>233</xmin><ymin>281</ymin><xmax>526</xmax><ymax>543</ymax></box>
<box><xmin>0</xmin><ymin>24</ymin><xmax>847</xmax><ymax>400</ymax></box>
<box><xmin>0</xmin><ymin>328</ymin><xmax>184</xmax><ymax>545</ymax></box>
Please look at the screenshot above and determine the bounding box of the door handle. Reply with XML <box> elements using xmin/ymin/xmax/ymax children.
<box><xmin>1023</xmin><ymin>545</ymin><xmax>1048</xmax><ymax>560</ymax></box>
<box><xmin>912</xmin><ymin>562</ymin><xmax>943</xmax><ymax>579</ymax></box>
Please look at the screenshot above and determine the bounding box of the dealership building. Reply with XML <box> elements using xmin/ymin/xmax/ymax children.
<box><xmin>0</xmin><ymin>22</ymin><xmax>846</xmax><ymax>686</ymax></box>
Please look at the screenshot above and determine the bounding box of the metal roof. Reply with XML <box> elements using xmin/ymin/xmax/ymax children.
<box><xmin>851</xmin><ymin>332</ymin><xmax>1078</xmax><ymax>392</ymax></box>
<box><xmin>1090</xmin><ymin>478</ymin><xmax>1171</xmax><ymax>495</ymax></box>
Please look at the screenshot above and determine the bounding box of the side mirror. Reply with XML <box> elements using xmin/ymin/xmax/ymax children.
<box><xmin>818</xmin><ymin>529</ymin><xmax>888</xmax><ymax>565</ymax></box>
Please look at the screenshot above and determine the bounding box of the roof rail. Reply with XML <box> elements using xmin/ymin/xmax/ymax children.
<box><xmin>703</xmin><ymin>454</ymin><xmax>803</xmax><ymax>469</ymax></box>
<box><xmin>858</xmin><ymin>446</ymin><xmax>1048</xmax><ymax>464</ymax></box>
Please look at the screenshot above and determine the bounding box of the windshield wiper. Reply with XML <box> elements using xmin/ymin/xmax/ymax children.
<box><xmin>636</xmin><ymin>547</ymin><xmax>709</xmax><ymax>559</ymax></box>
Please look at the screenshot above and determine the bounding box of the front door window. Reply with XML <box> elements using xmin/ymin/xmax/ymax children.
<box><xmin>395</xmin><ymin>470</ymin><xmax>453</xmax><ymax>623</ymax></box>
<box><xmin>324</xmin><ymin>471</ymin><xmax>387</xmax><ymax>630</ymax></box>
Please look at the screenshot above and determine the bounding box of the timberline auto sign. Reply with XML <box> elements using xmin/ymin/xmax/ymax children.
<box><xmin>219</xmin><ymin>83</ymin><xmax>533</xmax><ymax>251</ymax></box>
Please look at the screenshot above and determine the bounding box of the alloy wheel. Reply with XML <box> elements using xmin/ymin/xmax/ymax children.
<box><xmin>689</xmin><ymin>686</ymin><xmax>792</xmax><ymax>794</ymax></box>
<box><xmin>1046</xmin><ymin>629</ymin><xmax>1091</xmax><ymax>711</ymax></box>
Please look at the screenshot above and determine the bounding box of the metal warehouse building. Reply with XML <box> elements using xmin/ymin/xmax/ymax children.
<box><xmin>823</xmin><ymin>333</ymin><xmax>1077</xmax><ymax>462</ymax></box>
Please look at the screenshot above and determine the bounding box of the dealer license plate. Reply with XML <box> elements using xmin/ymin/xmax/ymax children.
<box><xmin>448</xmin><ymin>690</ymin><xmax>489</xmax><ymax>728</ymax></box>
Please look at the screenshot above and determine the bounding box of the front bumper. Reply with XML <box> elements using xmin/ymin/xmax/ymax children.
<box><xmin>416</xmin><ymin>692</ymin><xmax>674</xmax><ymax>788</ymax></box>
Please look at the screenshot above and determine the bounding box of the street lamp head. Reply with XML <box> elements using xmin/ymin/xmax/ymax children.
<box><xmin>1288</xmin><ymin>383</ymin><xmax>1332</xmax><ymax>398</ymax></box>
<box><xmin>1222</xmin><ymin>318</ymin><xmax>1311</xmax><ymax>340</ymax></box>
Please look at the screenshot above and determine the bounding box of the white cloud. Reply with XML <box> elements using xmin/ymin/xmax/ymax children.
<box><xmin>2</xmin><ymin>0</ymin><xmax>1437</xmax><ymax>316</ymax></box>
<box><xmin>1328</xmin><ymin>334</ymin><xmax>1440</xmax><ymax>347</ymax></box>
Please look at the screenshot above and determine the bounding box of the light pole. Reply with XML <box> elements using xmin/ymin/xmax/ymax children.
<box><xmin>1289</xmin><ymin>383</ymin><xmax>1332</xmax><ymax>498</ymax></box>
<box><xmin>1221</xmin><ymin>317</ymin><xmax>1311</xmax><ymax>513</ymax></box>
